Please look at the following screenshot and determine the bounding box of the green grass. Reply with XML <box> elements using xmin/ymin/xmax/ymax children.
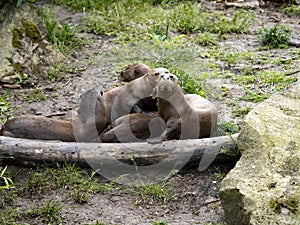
<box><xmin>25</xmin><ymin>199</ymin><xmax>63</xmax><ymax>224</ymax></box>
<box><xmin>133</xmin><ymin>182</ymin><xmax>175</xmax><ymax>205</ymax></box>
<box><xmin>152</xmin><ymin>221</ymin><xmax>168</xmax><ymax>225</ymax></box>
<box><xmin>39</xmin><ymin>7</ymin><xmax>88</xmax><ymax>54</ymax></box>
<box><xmin>0</xmin><ymin>208</ymin><xmax>23</xmax><ymax>225</ymax></box>
<box><xmin>0</xmin><ymin>95</ymin><xmax>13</xmax><ymax>123</ymax></box>
<box><xmin>231</xmin><ymin>106</ymin><xmax>251</xmax><ymax>118</ymax></box>
<box><xmin>259</xmin><ymin>24</ymin><xmax>291</xmax><ymax>49</ymax></box>
<box><xmin>282</xmin><ymin>3</ymin><xmax>300</xmax><ymax>15</ymax></box>
<box><xmin>25</xmin><ymin>89</ymin><xmax>47</xmax><ymax>103</ymax></box>
<box><xmin>218</xmin><ymin>122</ymin><xmax>239</xmax><ymax>135</ymax></box>
<box><xmin>231</xmin><ymin>70</ymin><xmax>298</xmax><ymax>102</ymax></box>
<box><xmin>21</xmin><ymin>163</ymin><xmax>116</xmax><ymax>203</ymax></box>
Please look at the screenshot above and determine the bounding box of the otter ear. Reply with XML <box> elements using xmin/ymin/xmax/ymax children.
<box><xmin>177</xmin><ymin>78</ymin><xmax>181</xmax><ymax>85</ymax></box>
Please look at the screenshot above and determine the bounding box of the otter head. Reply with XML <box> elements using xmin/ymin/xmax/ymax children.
<box><xmin>156</xmin><ymin>71</ymin><xmax>180</xmax><ymax>97</ymax></box>
<box><xmin>118</xmin><ymin>63</ymin><xmax>150</xmax><ymax>82</ymax></box>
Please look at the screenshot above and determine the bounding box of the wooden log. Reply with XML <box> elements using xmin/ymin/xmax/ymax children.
<box><xmin>0</xmin><ymin>134</ymin><xmax>239</xmax><ymax>168</ymax></box>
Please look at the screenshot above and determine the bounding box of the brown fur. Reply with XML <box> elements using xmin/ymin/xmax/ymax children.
<box><xmin>149</xmin><ymin>73</ymin><xmax>217</xmax><ymax>142</ymax></box>
<box><xmin>100</xmin><ymin>112</ymin><xmax>165</xmax><ymax>143</ymax></box>
<box><xmin>0</xmin><ymin>68</ymin><xmax>169</xmax><ymax>142</ymax></box>
<box><xmin>118</xmin><ymin>63</ymin><xmax>150</xmax><ymax>82</ymax></box>
<box><xmin>0</xmin><ymin>116</ymin><xmax>75</xmax><ymax>141</ymax></box>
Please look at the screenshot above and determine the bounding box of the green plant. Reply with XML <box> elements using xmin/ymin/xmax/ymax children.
<box><xmin>218</xmin><ymin>122</ymin><xmax>239</xmax><ymax>135</ymax></box>
<box><xmin>172</xmin><ymin>3</ymin><xmax>204</xmax><ymax>34</ymax></box>
<box><xmin>26</xmin><ymin>199</ymin><xmax>63</xmax><ymax>224</ymax></box>
<box><xmin>241</xmin><ymin>88</ymin><xmax>267</xmax><ymax>102</ymax></box>
<box><xmin>231</xmin><ymin>106</ymin><xmax>251</xmax><ymax>118</ymax></box>
<box><xmin>282</xmin><ymin>3</ymin><xmax>300</xmax><ymax>15</ymax></box>
<box><xmin>134</xmin><ymin>181</ymin><xmax>175</xmax><ymax>205</ymax></box>
<box><xmin>0</xmin><ymin>166</ymin><xmax>14</xmax><ymax>189</ymax></box>
<box><xmin>212</xmin><ymin>10</ymin><xmax>253</xmax><ymax>34</ymax></box>
<box><xmin>39</xmin><ymin>7</ymin><xmax>88</xmax><ymax>53</ymax></box>
<box><xmin>233</xmin><ymin>70</ymin><xmax>297</xmax><ymax>102</ymax></box>
<box><xmin>0</xmin><ymin>95</ymin><xmax>13</xmax><ymax>123</ymax></box>
<box><xmin>152</xmin><ymin>221</ymin><xmax>168</xmax><ymax>225</ymax></box>
<box><xmin>21</xmin><ymin>164</ymin><xmax>115</xmax><ymax>203</ymax></box>
<box><xmin>25</xmin><ymin>89</ymin><xmax>47</xmax><ymax>103</ymax></box>
<box><xmin>0</xmin><ymin>209</ymin><xmax>23</xmax><ymax>225</ymax></box>
<box><xmin>195</xmin><ymin>32</ymin><xmax>218</xmax><ymax>46</ymax></box>
<box><xmin>259</xmin><ymin>25</ymin><xmax>291</xmax><ymax>49</ymax></box>
<box><xmin>0</xmin><ymin>0</ymin><xmax>26</xmax><ymax>7</ymax></box>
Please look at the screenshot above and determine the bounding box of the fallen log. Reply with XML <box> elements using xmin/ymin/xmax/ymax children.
<box><xmin>0</xmin><ymin>134</ymin><xmax>239</xmax><ymax>168</ymax></box>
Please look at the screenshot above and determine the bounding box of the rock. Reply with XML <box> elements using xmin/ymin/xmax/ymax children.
<box><xmin>220</xmin><ymin>79</ymin><xmax>300</xmax><ymax>225</ymax></box>
<box><xmin>0</xmin><ymin>3</ymin><xmax>63</xmax><ymax>84</ymax></box>
<box><xmin>225</xmin><ymin>0</ymin><xmax>260</xmax><ymax>8</ymax></box>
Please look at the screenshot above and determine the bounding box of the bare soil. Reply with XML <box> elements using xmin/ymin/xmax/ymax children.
<box><xmin>1</xmin><ymin>1</ymin><xmax>300</xmax><ymax>224</ymax></box>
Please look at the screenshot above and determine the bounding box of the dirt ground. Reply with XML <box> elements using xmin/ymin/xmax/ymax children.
<box><xmin>1</xmin><ymin>1</ymin><xmax>300</xmax><ymax>224</ymax></box>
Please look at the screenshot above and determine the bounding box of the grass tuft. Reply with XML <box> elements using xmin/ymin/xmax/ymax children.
<box><xmin>259</xmin><ymin>25</ymin><xmax>291</xmax><ymax>49</ymax></box>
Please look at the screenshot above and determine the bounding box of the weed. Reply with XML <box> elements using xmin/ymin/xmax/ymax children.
<box><xmin>195</xmin><ymin>32</ymin><xmax>219</xmax><ymax>46</ymax></box>
<box><xmin>172</xmin><ymin>3</ymin><xmax>204</xmax><ymax>34</ymax></box>
<box><xmin>0</xmin><ymin>165</ymin><xmax>16</xmax><ymax>208</ymax></box>
<box><xmin>0</xmin><ymin>208</ymin><xmax>22</xmax><ymax>225</ymax></box>
<box><xmin>83</xmin><ymin>222</ymin><xmax>106</xmax><ymax>225</ymax></box>
<box><xmin>21</xmin><ymin>164</ymin><xmax>115</xmax><ymax>203</ymax></box>
<box><xmin>282</xmin><ymin>3</ymin><xmax>300</xmax><ymax>15</ymax></box>
<box><xmin>134</xmin><ymin>182</ymin><xmax>175</xmax><ymax>205</ymax></box>
<box><xmin>259</xmin><ymin>25</ymin><xmax>291</xmax><ymax>49</ymax></box>
<box><xmin>231</xmin><ymin>106</ymin><xmax>251</xmax><ymax>118</ymax></box>
<box><xmin>152</xmin><ymin>221</ymin><xmax>168</xmax><ymax>225</ymax></box>
<box><xmin>218</xmin><ymin>122</ymin><xmax>239</xmax><ymax>135</ymax></box>
<box><xmin>212</xmin><ymin>10</ymin><xmax>253</xmax><ymax>35</ymax></box>
<box><xmin>39</xmin><ymin>7</ymin><xmax>88</xmax><ymax>53</ymax></box>
<box><xmin>26</xmin><ymin>199</ymin><xmax>63</xmax><ymax>224</ymax></box>
<box><xmin>241</xmin><ymin>88</ymin><xmax>267</xmax><ymax>102</ymax></box>
<box><xmin>0</xmin><ymin>95</ymin><xmax>13</xmax><ymax>123</ymax></box>
<box><xmin>0</xmin><ymin>166</ymin><xmax>14</xmax><ymax>189</ymax></box>
<box><xmin>233</xmin><ymin>70</ymin><xmax>297</xmax><ymax>102</ymax></box>
<box><xmin>0</xmin><ymin>0</ymin><xmax>26</xmax><ymax>8</ymax></box>
<box><xmin>25</xmin><ymin>89</ymin><xmax>47</xmax><ymax>103</ymax></box>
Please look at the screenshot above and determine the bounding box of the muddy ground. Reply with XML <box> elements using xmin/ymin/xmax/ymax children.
<box><xmin>0</xmin><ymin>1</ymin><xmax>300</xmax><ymax>224</ymax></box>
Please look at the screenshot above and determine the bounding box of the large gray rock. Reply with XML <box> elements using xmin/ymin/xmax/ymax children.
<box><xmin>0</xmin><ymin>3</ymin><xmax>63</xmax><ymax>84</ymax></box>
<box><xmin>220</xmin><ymin>80</ymin><xmax>300</xmax><ymax>225</ymax></box>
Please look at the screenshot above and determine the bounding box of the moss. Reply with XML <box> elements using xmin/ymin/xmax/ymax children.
<box><xmin>11</xmin><ymin>27</ymin><xmax>24</xmax><ymax>49</ymax></box>
<box><xmin>269</xmin><ymin>197</ymin><xmax>299</xmax><ymax>214</ymax></box>
<box><xmin>22</xmin><ymin>21</ymin><xmax>42</xmax><ymax>43</ymax></box>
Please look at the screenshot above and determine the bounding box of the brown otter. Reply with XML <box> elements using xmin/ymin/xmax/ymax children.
<box><xmin>118</xmin><ymin>63</ymin><xmax>150</xmax><ymax>82</ymax></box>
<box><xmin>100</xmin><ymin>112</ymin><xmax>165</xmax><ymax>143</ymax></box>
<box><xmin>148</xmin><ymin>73</ymin><xmax>217</xmax><ymax>142</ymax></box>
<box><xmin>0</xmin><ymin>68</ymin><xmax>169</xmax><ymax>142</ymax></box>
<box><xmin>0</xmin><ymin>115</ymin><xmax>75</xmax><ymax>141</ymax></box>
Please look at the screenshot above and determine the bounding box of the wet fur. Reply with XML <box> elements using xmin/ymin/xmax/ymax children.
<box><xmin>0</xmin><ymin>116</ymin><xmax>75</xmax><ymax>141</ymax></box>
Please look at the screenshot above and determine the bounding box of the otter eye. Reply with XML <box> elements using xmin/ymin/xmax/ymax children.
<box><xmin>170</xmin><ymin>75</ymin><xmax>174</xmax><ymax>79</ymax></box>
<box><xmin>154</xmin><ymin>72</ymin><xmax>160</xmax><ymax>76</ymax></box>
<box><xmin>165</xmin><ymin>71</ymin><xmax>169</xmax><ymax>74</ymax></box>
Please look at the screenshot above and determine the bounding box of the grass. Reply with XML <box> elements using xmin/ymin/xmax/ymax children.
<box><xmin>133</xmin><ymin>182</ymin><xmax>175</xmax><ymax>205</ymax></box>
<box><xmin>0</xmin><ymin>95</ymin><xmax>13</xmax><ymax>123</ymax></box>
<box><xmin>21</xmin><ymin>163</ymin><xmax>116</xmax><ymax>203</ymax></box>
<box><xmin>231</xmin><ymin>106</ymin><xmax>251</xmax><ymax>118</ymax></box>
<box><xmin>259</xmin><ymin>24</ymin><xmax>291</xmax><ymax>49</ymax></box>
<box><xmin>39</xmin><ymin>7</ymin><xmax>88</xmax><ymax>54</ymax></box>
<box><xmin>25</xmin><ymin>89</ymin><xmax>47</xmax><ymax>103</ymax></box>
<box><xmin>233</xmin><ymin>70</ymin><xmax>298</xmax><ymax>102</ymax></box>
<box><xmin>25</xmin><ymin>199</ymin><xmax>63</xmax><ymax>224</ymax></box>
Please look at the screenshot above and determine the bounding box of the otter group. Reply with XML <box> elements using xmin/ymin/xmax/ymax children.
<box><xmin>0</xmin><ymin>64</ymin><xmax>217</xmax><ymax>143</ymax></box>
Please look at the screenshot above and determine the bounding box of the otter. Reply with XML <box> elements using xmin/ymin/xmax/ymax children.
<box><xmin>118</xmin><ymin>63</ymin><xmax>150</xmax><ymax>82</ymax></box>
<box><xmin>0</xmin><ymin>68</ymin><xmax>168</xmax><ymax>142</ymax></box>
<box><xmin>148</xmin><ymin>73</ymin><xmax>217</xmax><ymax>142</ymax></box>
<box><xmin>100</xmin><ymin>112</ymin><xmax>165</xmax><ymax>143</ymax></box>
<box><xmin>0</xmin><ymin>116</ymin><xmax>75</xmax><ymax>141</ymax></box>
